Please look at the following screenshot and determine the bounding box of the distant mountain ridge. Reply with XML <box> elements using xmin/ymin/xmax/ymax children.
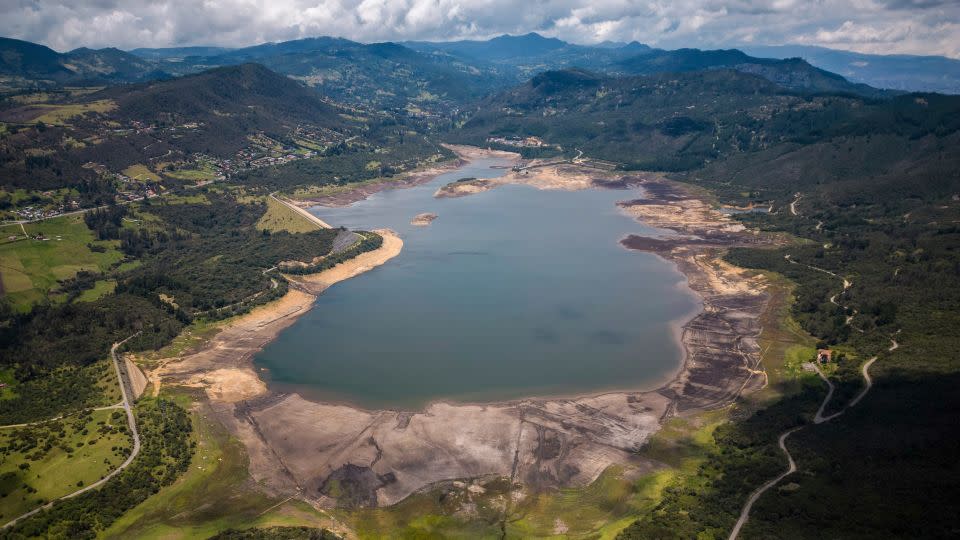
<box><xmin>404</xmin><ymin>32</ymin><xmax>652</xmax><ymax>80</ymax></box>
<box><xmin>3</xmin><ymin>33</ymin><xmax>958</xmax><ymax>109</ymax></box>
<box><xmin>741</xmin><ymin>44</ymin><xmax>960</xmax><ymax>95</ymax></box>
<box><xmin>144</xmin><ymin>37</ymin><xmax>513</xmax><ymax>114</ymax></box>
<box><xmin>454</xmin><ymin>65</ymin><xmax>960</xmax><ymax>192</ymax></box>
<box><xmin>618</xmin><ymin>48</ymin><xmax>893</xmax><ymax>98</ymax></box>
<box><xmin>0</xmin><ymin>36</ymin><xmax>161</xmax><ymax>84</ymax></box>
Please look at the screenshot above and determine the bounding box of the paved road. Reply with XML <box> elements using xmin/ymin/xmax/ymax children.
<box><xmin>2</xmin><ymin>334</ymin><xmax>143</xmax><ymax>529</ymax></box>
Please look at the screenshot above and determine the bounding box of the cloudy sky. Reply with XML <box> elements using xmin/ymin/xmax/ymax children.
<box><xmin>3</xmin><ymin>0</ymin><xmax>959</xmax><ymax>58</ymax></box>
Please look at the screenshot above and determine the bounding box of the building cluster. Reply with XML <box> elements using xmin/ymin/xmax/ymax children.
<box><xmin>13</xmin><ymin>205</ymin><xmax>69</xmax><ymax>221</ymax></box>
<box><xmin>486</xmin><ymin>135</ymin><xmax>548</xmax><ymax>148</ymax></box>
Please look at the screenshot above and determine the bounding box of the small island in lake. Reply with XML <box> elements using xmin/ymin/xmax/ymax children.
<box><xmin>411</xmin><ymin>212</ymin><xmax>438</xmax><ymax>226</ymax></box>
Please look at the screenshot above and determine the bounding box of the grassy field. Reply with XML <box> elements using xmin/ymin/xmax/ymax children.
<box><xmin>163</xmin><ymin>164</ymin><xmax>219</xmax><ymax>183</ymax></box>
<box><xmin>92</xmin><ymin>359</ymin><xmax>123</xmax><ymax>406</ymax></box>
<box><xmin>102</xmin><ymin>389</ymin><xmax>337</xmax><ymax>539</ymax></box>
<box><xmin>256</xmin><ymin>197</ymin><xmax>320</xmax><ymax>234</ymax></box>
<box><xmin>0</xmin><ymin>215</ymin><xmax>124</xmax><ymax>311</ymax></box>
<box><xmin>76</xmin><ymin>279</ymin><xmax>117</xmax><ymax>302</ymax></box>
<box><xmin>0</xmin><ymin>369</ymin><xmax>16</xmax><ymax>401</ymax></box>
<box><xmin>30</xmin><ymin>100</ymin><xmax>117</xmax><ymax>125</ymax></box>
<box><xmin>750</xmin><ymin>272</ymin><xmax>819</xmax><ymax>398</ymax></box>
<box><xmin>122</xmin><ymin>164</ymin><xmax>162</xmax><ymax>182</ymax></box>
<box><xmin>507</xmin><ymin>465</ymin><xmax>684</xmax><ymax>539</ymax></box>
<box><xmin>135</xmin><ymin>320</ymin><xmax>223</xmax><ymax>371</ymax></box>
<box><xmin>0</xmin><ymin>408</ymin><xmax>133</xmax><ymax>522</ymax></box>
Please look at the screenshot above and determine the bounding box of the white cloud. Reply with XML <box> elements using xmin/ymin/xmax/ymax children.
<box><xmin>0</xmin><ymin>0</ymin><xmax>957</xmax><ymax>58</ymax></box>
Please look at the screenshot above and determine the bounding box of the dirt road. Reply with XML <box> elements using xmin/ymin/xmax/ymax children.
<box><xmin>728</xmin><ymin>353</ymin><xmax>884</xmax><ymax>539</ymax></box>
<box><xmin>2</xmin><ymin>335</ymin><xmax>143</xmax><ymax>529</ymax></box>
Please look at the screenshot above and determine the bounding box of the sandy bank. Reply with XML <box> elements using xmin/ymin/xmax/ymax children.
<box><xmin>156</xmin><ymin>229</ymin><xmax>402</xmax><ymax>404</ymax></box>
<box><xmin>434</xmin><ymin>162</ymin><xmax>597</xmax><ymax>198</ymax></box>
<box><xmin>441</xmin><ymin>143</ymin><xmax>519</xmax><ymax>161</ymax></box>
<box><xmin>287</xmin><ymin>229</ymin><xmax>403</xmax><ymax>292</ymax></box>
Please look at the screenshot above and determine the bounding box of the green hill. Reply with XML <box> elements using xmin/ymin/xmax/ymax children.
<box><xmin>455</xmin><ymin>67</ymin><xmax>957</xmax><ymax>176</ymax></box>
<box><xmin>0</xmin><ymin>37</ymin><xmax>161</xmax><ymax>88</ymax></box>
<box><xmin>618</xmin><ymin>48</ymin><xmax>891</xmax><ymax>97</ymax></box>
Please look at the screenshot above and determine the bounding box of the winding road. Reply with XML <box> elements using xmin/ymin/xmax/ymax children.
<box><xmin>728</xmin><ymin>337</ymin><xmax>899</xmax><ymax>539</ymax></box>
<box><xmin>2</xmin><ymin>334</ymin><xmax>143</xmax><ymax>529</ymax></box>
<box><xmin>789</xmin><ymin>193</ymin><xmax>802</xmax><ymax>216</ymax></box>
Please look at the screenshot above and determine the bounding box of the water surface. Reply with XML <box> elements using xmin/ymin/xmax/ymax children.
<box><xmin>253</xmin><ymin>156</ymin><xmax>700</xmax><ymax>409</ymax></box>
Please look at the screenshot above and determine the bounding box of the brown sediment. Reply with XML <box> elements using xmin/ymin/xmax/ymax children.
<box><xmin>618</xmin><ymin>176</ymin><xmax>777</xmax><ymax>412</ymax></box>
<box><xmin>291</xmin><ymin>144</ymin><xmax>521</xmax><ymax>208</ymax></box>
<box><xmin>434</xmin><ymin>162</ymin><xmax>597</xmax><ymax>198</ymax></box>
<box><xmin>152</xmin><ymin>151</ymin><xmax>776</xmax><ymax>510</ymax></box>
<box><xmin>410</xmin><ymin>213</ymin><xmax>437</xmax><ymax>226</ymax></box>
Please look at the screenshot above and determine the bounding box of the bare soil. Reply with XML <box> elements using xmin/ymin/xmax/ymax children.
<box><xmin>410</xmin><ymin>213</ymin><xmax>437</xmax><ymax>226</ymax></box>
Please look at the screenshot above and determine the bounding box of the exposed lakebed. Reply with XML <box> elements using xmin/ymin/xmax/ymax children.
<box><xmin>253</xmin><ymin>156</ymin><xmax>700</xmax><ymax>409</ymax></box>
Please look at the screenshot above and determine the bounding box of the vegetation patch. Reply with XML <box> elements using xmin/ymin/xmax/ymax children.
<box><xmin>121</xmin><ymin>164</ymin><xmax>162</xmax><ymax>183</ymax></box>
<box><xmin>0</xmin><ymin>408</ymin><xmax>133</xmax><ymax>522</ymax></box>
<box><xmin>255</xmin><ymin>197</ymin><xmax>320</xmax><ymax>234</ymax></box>
<box><xmin>101</xmin><ymin>390</ymin><xmax>325</xmax><ymax>539</ymax></box>
<box><xmin>208</xmin><ymin>527</ymin><xmax>338</xmax><ymax>540</ymax></box>
<box><xmin>5</xmin><ymin>397</ymin><xmax>193</xmax><ymax>538</ymax></box>
<box><xmin>30</xmin><ymin>100</ymin><xmax>117</xmax><ymax>125</ymax></box>
<box><xmin>0</xmin><ymin>214</ymin><xmax>124</xmax><ymax>311</ymax></box>
<box><xmin>0</xmin><ymin>361</ymin><xmax>122</xmax><ymax>426</ymax></box>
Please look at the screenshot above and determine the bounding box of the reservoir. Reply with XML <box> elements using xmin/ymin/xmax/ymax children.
<box><xmin>253</xmin><ymin>154</ymin><xmax>700</xmax><ymax>409</ymax></box>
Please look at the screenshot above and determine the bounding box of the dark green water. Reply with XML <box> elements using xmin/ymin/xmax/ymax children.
<box><xmin>253</xmin><ymin>156</ymin><xmax>700</xmax><ymax>409</ymax></box>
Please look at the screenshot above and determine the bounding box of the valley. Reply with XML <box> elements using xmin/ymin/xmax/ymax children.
<box><xmin>0</xmin><ymin>20</ymin><xmax>958</xmax><ymax>540</ymax></box>
<box><xmin>118</xmin><ymin>146</ymin><xmax>779</xmax><ymax>537</ymax></box>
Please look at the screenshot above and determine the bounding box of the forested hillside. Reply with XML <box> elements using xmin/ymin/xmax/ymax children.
<box><xmin>0</xmin><ymin>37</ymin><xmax>161</xmax><ymax>91</ymax></box>
<box><xmin>455</xmin><ymin>68</ymin><xmax>959</xmax><ymax>180</ymax></box>
<box><xmin>0</xmin><ymin>62</ymin><xmax>444</xmax><ymax>221</ymax></box>
<box><xmin>454</xmin><ymin>63</ymin><xmax>960</xmax><ymax>539</ymax></box>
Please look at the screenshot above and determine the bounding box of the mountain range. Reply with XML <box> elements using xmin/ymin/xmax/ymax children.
<box><xmin>742</xmin><ymin>44</ymin><xmax>960</xmax><ymax>95</ymax></box>
<box><xmin>3</xmin><ymin>33</ymin><xmax>959</xmax><ymax>112</ymax></box>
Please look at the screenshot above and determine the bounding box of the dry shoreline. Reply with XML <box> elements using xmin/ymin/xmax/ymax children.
<box><xmin>153</xmin><ymin>147</ymin><xmax>774</xmax><ymax>510</ymax></box>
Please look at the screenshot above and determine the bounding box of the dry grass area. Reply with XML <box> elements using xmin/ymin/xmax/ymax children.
<box><xmin>256</xmin><ymin>196</ymin><xmax>322</xmax><ymax>234</ymax></box>
<box><xmin>121</xmin><ymin>164</ymin><xmax>161</xmax><ymax>182</ymax></box>
<box><xmin>28</xmin><ymin>100</ymin><xmax>116</xmax><ymax>125</ymax></box>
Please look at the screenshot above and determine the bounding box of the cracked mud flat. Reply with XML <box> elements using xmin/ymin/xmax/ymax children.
<box><xmin>155</xmin><ymin>153</ymin><xmax>774</xmax><ymax>511</ymax></box>
<box><xmin>617</xmin><ymin>176</ymin><xmax>774</xmax><ymax>413</ymax></box>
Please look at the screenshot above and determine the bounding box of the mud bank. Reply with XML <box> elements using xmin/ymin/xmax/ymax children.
<box><xmin>615</xmin><ymin>177</ymin><xmax>775</xmax><ymax>412</ymax></box>
<box><xmin>290</xmin><ymin>145</ymin><xmax>520</xmax><ymax>208</ymax></box>
<box><xmin>154</xmin><ymin>152</ymin><xmax>774</xmax><ymax>511</ymax></box>
<box><xmin>434</xmin><ymin>161</ymin><xmax>598</xmax><ymax>198</ymax></box>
